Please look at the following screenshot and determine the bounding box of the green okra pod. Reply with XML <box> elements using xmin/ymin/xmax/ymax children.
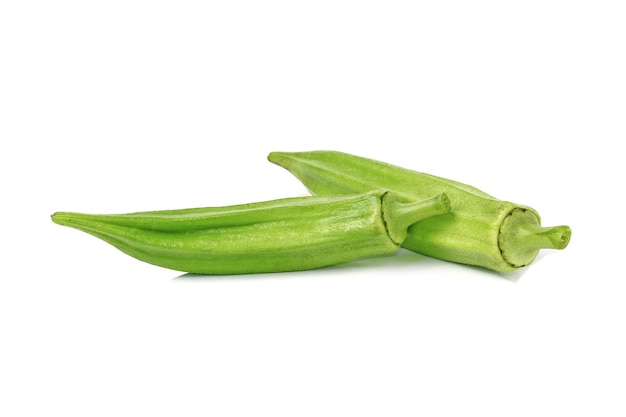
<box><xmin>52</xmin><ymin>190</ymin><xmax>450</xmax><ymax>275</ymax></box>
<box><xmin>268</xmin><ymin>150</ymin><xmax>571</xmax><ymax>273</ymax></box>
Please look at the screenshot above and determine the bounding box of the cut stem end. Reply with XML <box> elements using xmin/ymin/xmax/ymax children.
<box><xmin>499</xmin><ymin>207</ymin><xmax>572</xmax><ymax>268</ymax></box>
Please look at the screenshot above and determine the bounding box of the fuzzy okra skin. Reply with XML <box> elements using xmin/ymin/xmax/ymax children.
<box><xmin>268</xmin><ymin>150</ymin><xmax>571</xmax><ymax>273</ymax></box>
<box><xmin>51</xmin><ymin>191</ymin><xmax>450</xmax><ymax>275</ymax></box>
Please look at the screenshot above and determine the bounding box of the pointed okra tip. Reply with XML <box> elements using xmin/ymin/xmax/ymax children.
<box><xmin>268</xmin><ymin>150</ymin><xmax>330</xmax><ymax>168</ymax></box>
<box><xmin>51</xmin><ymin>212</ymin><xmax>85</xmax><ymax>227</ymax></box>
<box><xmin>267</xmin><ymin>151</ymin><xmax>291</xmax><ymax>167</ymax></box>
<box><xmin>51</xmin><ymin>212</ymin><xmax>64</xmax><ymax>225</ymax></box>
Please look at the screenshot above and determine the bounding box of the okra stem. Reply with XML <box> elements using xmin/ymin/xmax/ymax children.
<box><xmin>382</xmin><ymin>192</ymin><xmax>451</xmax><ymax>245</ymax></box>
<box><xmin>514</xmin><ymin>224</ymin><xmax>571</xmax><ymax>251</ymax></box>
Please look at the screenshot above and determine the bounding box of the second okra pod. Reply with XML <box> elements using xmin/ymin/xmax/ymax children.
<box><xmin>268</xmin><ymin>150</ymin><xmax>571</xmax><ymax>273</ymax></box>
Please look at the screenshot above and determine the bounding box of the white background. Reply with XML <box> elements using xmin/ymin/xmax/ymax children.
<box><xmin>1</xmin><ymin>1</ymin><xmax>625</xmax><ymax>416</ymax></box>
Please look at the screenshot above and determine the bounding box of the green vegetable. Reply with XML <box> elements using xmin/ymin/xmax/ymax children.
<box><xmin>268</xmin><ymin>150</ymin><xmax>571</xmax><ymax>273</ymax></box>
<box><xmin>51</xmin><ymin>191</ymin><xmax>450</xmax><ymax>275</ymax></box>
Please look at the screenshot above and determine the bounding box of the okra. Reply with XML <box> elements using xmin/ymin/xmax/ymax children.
<box><xmin>268</xmin><ymin>151</ymin><xmax>571</xmax><ymax>273</ymax></box>
<box><xmin>52</xmin><ymin>191</ymin><xmax>450</xmax><ymax>275</ymax></box>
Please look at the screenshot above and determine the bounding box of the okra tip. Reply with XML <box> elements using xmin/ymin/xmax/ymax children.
<box><xmin>51</xmin><ymin>212</ymin><xmax>78</xmax><ymax>227</ymax></box>
<box><xmin>50</xmin><ymin>212</ymin><xmax>63</xmax><ymax>225</ymax></box>
<box><xmin>267</xmin><ymin>151</ymin><xmax>280</xmax><ymax>160</ymax></box>
<box><xmin>267</xmin><ymin>151</ymin><xmax>295</xmax><ymax>169</ymax></box>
